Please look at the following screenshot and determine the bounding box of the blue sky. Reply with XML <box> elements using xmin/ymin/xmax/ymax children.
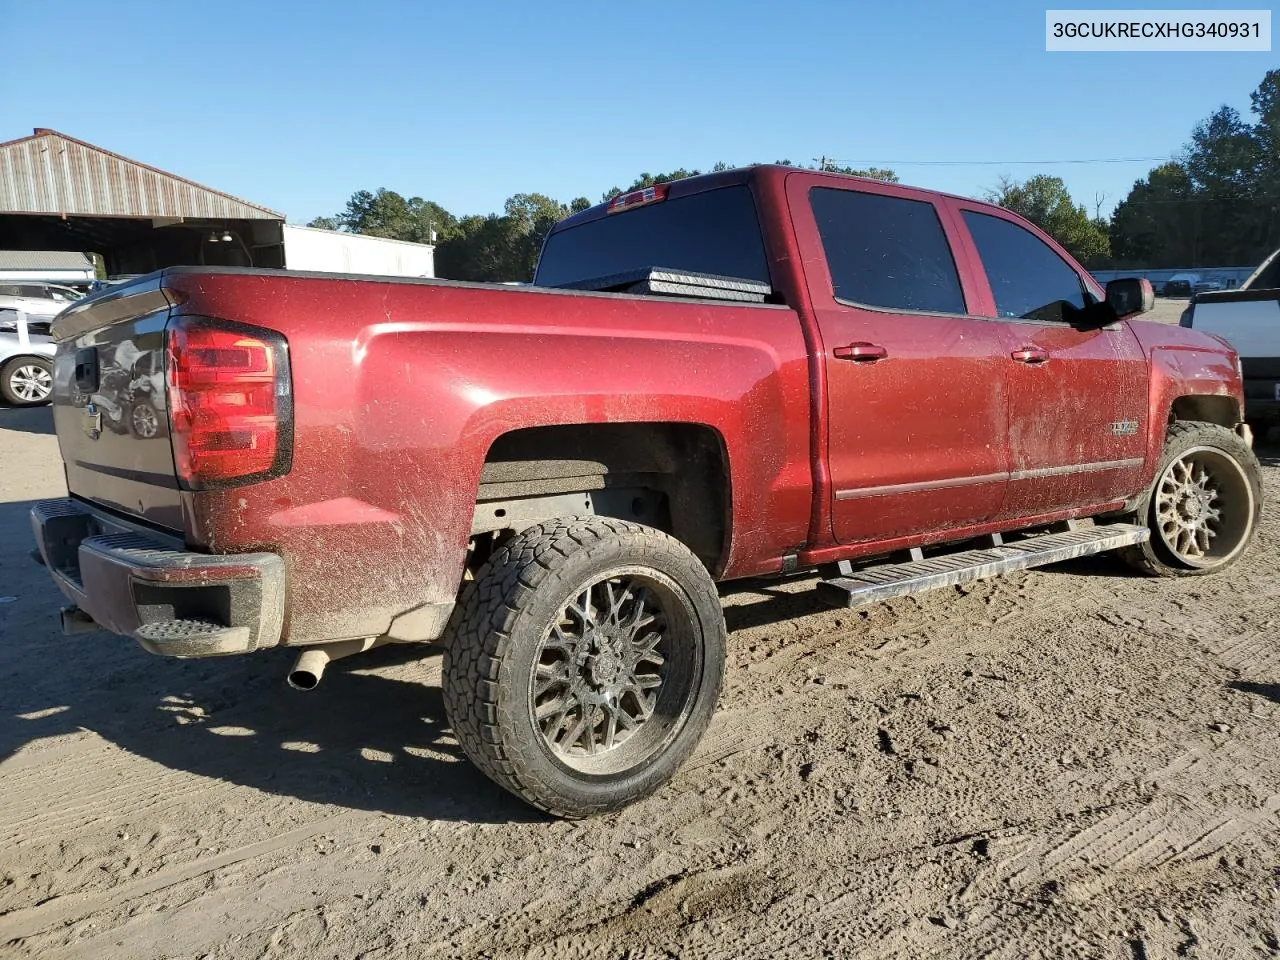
<box><xmin>2</xmin><ymin>0</ymin><xmax>1273</xmax><ymax>222</ymax></box>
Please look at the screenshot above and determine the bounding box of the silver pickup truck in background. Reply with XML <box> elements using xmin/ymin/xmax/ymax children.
<box><xmin>1182</xmin><ymin>248</ymin><xmax>1280</xmax><ymax>428</ymax></box>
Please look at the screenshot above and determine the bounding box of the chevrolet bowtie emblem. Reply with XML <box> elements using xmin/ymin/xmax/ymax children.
<box><xmin>83</xmin><ymin>402</ymin><xmax>102</xmax><ymax>439</ymax></box>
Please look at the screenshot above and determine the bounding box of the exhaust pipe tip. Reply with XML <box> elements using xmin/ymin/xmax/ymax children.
<box><xmin>287</xmin><ymin>668</ymin><xmax>321</xmax><ymax>691</ymax></box>
<box><xmin>287</xmin><ymin>638</ymin><xmax>384</xmax><ymax>691</ymax></box>
<box><xmin>287</xmin><ymin>648</ymin><xmax>332</xmax><ymax>691</ymax></box>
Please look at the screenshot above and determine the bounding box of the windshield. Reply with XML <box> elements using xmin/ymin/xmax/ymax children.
<box><xmin>535</xmin><ymin>185</ymin><xmax>770</xmax><ymax>290</ymax></box>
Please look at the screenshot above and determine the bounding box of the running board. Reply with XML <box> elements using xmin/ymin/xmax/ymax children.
<box><xmin>816</xmin><ymin>524</ymin><xmax>1149</xmax><ymax>609</ymax></box>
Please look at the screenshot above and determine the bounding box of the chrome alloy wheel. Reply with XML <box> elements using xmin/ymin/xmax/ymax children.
<box><xmin>9</xmin><ymin>363</ymin><xmax>52</xmax><ymax>402</ymax></box>
<box><xmin>530</xmin><ymin>568</ymin><xmax>700</xmax><ymax>773</ymax></box>
<box><xmin>1154</xmin><ymin>446</ymin><xmax>1254</xmax><ymax>568</ymax></box>
<box><xmin>131</xmin><ymin>402</ymin><xmax>159</xmax><ymax>438</ymax></box>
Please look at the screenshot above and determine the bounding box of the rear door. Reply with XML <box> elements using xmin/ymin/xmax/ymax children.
<box><xmin>787</xmin><ymin>174</ymin><xmax>1010</xmax><ymax>545</ymax></box>
<box><xmin>51</xmin><ymin>278</ymin><xmax>182</xmax><ymax>530</ymax></box>
<box><xmin>952</xmin><ymin>204</ymin><xmax>1148</xmax><ymax>519</ymax></box>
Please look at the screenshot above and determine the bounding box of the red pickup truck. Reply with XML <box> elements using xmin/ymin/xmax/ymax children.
<box><xmin>31</xmin><ymin>165</ymin><xmax>1262</xmax><ymax>817</ymax></box>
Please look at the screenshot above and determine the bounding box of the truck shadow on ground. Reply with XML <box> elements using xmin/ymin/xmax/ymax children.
<box><xmin>2</xmin><ymin>636</ymin><xmax>543</xmax><ymax>824</ymax></box>
<box><xmin>1227</xmin><ymin>681</ymin><xmax>1280</xmax><ymax>705</ymax></box>
<box><xmin>0</xmin><ymin>404</ymin><xmax>55</xmax><ymax>435</ymax></box>
<box><xmin>2</xmin><ymin>640</ymin><xmax>544</xmax><ymax>824</ymax></box>
<box><xmin>1</xmin><ymin>494</ymin><xmax>541</xmax><ymax>823</ymax></box>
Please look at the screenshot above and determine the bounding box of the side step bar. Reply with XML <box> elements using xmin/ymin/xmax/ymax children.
<box><xmin>816</xmin><ymin>524</ymin><xmax>1149</xmax><ymax>609</ymax></box>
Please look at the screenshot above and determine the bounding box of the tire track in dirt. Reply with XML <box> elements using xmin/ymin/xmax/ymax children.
<box><xmin>0</xmin><ymin>811</ymin><xmax>366</xmax><ymax>944</ymax></box>
<box><xmin>938</xmin><ymin>735</ymin><xmax>1280</xmax><ymax>959</ymax></box>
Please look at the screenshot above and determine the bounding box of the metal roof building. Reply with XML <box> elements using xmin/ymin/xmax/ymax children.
<box><xmin>0</xmin><ymin>250</ymin><xmax>96</xmax><ymax>284</ymax></box>
<box><xmin>0</xmin><ymin>128</ymin><xmax>287</xmax><ymax>275</ymax></box>
<box><xmin>0</xmin><ymin>129</ymin><xmax>283</xmax><ymax>220</ymax></box>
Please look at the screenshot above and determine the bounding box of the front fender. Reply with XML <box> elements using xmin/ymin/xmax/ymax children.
<box><xmin>1132</xmin><ymin>319</ymin><xmax>1243</xmax><ymax>463</ymax></box>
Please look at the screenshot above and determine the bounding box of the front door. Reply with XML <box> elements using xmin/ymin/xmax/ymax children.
<box><xmin>790</xmin><ymin>177</ymin><xmax>1010</xmax><ymax>545</ymax></box>
<box><xmin>954</xmin><ymin>205</ymin><xmax>1149</xmax><ymax>519</ymax></box>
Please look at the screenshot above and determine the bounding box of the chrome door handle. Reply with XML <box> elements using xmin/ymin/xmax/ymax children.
<box><xmin>1011</xmin><ymin>347</ymin><xmax>1050</xmax><ymax>364</ymax></box>
<box><xmin>833</xmin><ymin>342</ymin><xmax>888</xmax><ymax>362</ymax></box>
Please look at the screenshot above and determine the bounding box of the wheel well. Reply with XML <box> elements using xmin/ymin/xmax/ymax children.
<box><xmin>474</xmin><ymin>423</ymin><xmax>730</xmax><ymax>572</ymax></box>
<box><xmin>1169</xmin><ymin>395</ymin><xmax>1240</xmax><ymax>428</ymax></box>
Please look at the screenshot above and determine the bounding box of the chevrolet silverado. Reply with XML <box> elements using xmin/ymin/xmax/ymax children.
<box><xmin>31</xmin><ymin>166</ymin><xmax>1262</xmax><ymax>817</ymax></box>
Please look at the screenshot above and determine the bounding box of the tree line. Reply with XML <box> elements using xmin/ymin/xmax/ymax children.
<box><xmin>308</xmin><ymin>69</ymin><xmax>1279</xmax><ymax>279</ymax></box>
<box><xmin>1108</xmin><ymin>68</ymin><xmax>1279</xmax><ymax>268</ymax></box>
<box><xmin>989</xmin><ymin>69</ymin><xmax>1279</xmax><ymax>269</ymax></box>
<box><xmin>307</xmin><ymin>161</ymin><xmax>897</xmax><ymax>283</ymax></box>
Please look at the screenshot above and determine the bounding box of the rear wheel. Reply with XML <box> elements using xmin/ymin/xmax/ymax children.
<box><xmin>1</xmin><ymin>357</ymin><xmax>53</xmax><ymax>406</ymax></box>
<box><xmin>1121</xmin><ymin>421</ymin><xmax>1262</xmax><ymax>577</ymax></box>
<box><xmin>442</xmin><ymin>517</ymin><xmax>725</xmax><ymax>818</ymax></box>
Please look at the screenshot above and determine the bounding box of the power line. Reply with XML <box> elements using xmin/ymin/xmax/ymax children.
<box><xmin>1117</xmin><ymin>195</ymin><xmax>1280</xmax><ymax>205</ymax></box>
<box><xmin>822</xmin><ymin>157</ymin><xmax>1175</xmax><ymax>167</ymax></box>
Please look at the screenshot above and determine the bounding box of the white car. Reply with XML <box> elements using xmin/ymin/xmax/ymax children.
<box><xmin>0</xmin><ymin>282</ymin><xmax>83</xmax><ymax>323</ymax></box>
<box><xmin>0</xmin><ymin>312</ymin><xmax>56</xmax><ymax>405</ymax></box>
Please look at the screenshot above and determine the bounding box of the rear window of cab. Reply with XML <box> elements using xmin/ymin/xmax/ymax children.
<box><xmin>535</xmin><ymin>186</ymin><xmax>771</xmax><ymax>289</ymax></box>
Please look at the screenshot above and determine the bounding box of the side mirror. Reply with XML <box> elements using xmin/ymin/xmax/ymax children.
<box><xmin>1105</xmin><ymin>277</ymin><xmax>1154</xmax><ymax>319</ymax></box>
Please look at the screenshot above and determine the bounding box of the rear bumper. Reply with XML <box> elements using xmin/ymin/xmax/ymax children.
<box><xmin>30</xmin><ymin>498</ymin><xmax>285</xmax><ymax>657</ymax></box>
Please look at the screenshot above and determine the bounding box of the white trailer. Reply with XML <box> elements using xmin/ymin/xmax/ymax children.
<box><xmin>281</xmin><ymin>225</ymin><xmax>435</xmax><ymax>278</ymax></box>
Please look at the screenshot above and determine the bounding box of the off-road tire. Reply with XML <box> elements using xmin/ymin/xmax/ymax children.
<box><xmin>442</xmin><ymin>517</ymin><xmax>726</xmax><ymax>818</ymax></box>
<box><xmin>1120</xmin><ymin>420</ymin><xmax>1262</xmax><ymax>577</ymax></box>
<box><xmin>1</xmin><ymin>356</ymin><xmax>53</xmax><ymax>406</ymax></box>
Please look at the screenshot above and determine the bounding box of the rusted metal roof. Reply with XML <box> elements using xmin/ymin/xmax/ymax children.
<box><xmin>0</xmin><ymin>129</ymin><xmax>284</xmax><ymax>220</ymax></box>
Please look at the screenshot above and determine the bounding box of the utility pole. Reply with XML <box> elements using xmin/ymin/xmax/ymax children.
<box><xmin>813</xmin><ymin>156</ymin><xmax>832</xmax><ymax>172</ymax></box>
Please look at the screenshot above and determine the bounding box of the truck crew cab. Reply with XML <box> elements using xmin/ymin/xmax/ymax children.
<box><xmin>31</xmin><ymin>166</ymin><xmax>1262</xmax><ymax>817</ymax></box>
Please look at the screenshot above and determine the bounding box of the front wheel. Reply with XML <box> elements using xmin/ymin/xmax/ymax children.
<box><xmin>1121</xmin><ymin>421</ymin><xmax>1262</xmax><ymax>577</ymax></box>
<box><xmin>1</xmin><ymin>357</ymin><xmax>53</xmax><ymax>406</ymax></box>
<box><xmin>442</xmin><ymin>517</ymin><xmax>726</xmax><ymax>818</ymax></box>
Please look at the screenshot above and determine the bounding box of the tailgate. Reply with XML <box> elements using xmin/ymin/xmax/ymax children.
<box><xmin>1187</xmin><ymin>291</ymin><xmax>1280</xmax><ymax>358</ymax></box>
<box><xmin>51</xmin><ymin>276</ymin><xmax>182</xmax><ymax>531</ymax></box>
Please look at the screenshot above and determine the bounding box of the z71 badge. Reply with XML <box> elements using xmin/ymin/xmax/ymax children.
<box><xmin>1109</xmin><ymin>420</ymin><xmax>1139</xmax><ymax>437</ymax></box>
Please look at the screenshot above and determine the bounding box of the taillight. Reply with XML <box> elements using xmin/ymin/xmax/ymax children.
<box><xmin>166</xmin><ymin>317</ymin><xmax>292</xmax><ymax>487</ymax></box>
<box><xmin>607</xmin><ymin>183</ymin><xmax>668</xmax><ymax>214</ymax></box>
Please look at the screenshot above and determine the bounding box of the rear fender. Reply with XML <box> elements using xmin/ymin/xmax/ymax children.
<box><xmin>350</xmin><ymin>318</ymin><xmax>813</xmax><ymax>598</ymax></box>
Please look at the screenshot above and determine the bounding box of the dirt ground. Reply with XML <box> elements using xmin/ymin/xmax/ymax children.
<box><xmin>1143</xmin><ymin>298</ymin><xmax>1189</xmax><ymax>326</ymax></box>
<box><xmin>3</xmin><ymin>389</ymin><xmax>1279</xmax><ymax>959</ymax></box>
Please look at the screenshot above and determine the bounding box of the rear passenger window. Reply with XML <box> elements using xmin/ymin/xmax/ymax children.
<box><xmin>962</xmin><ymin>211</ymin><xmax>1088</xmax><ymax>323</ymax></box>
<box><xmin>810</xmin><ymin>187</ymin><xmax>966</xmax><ymax>314</ymax></box>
